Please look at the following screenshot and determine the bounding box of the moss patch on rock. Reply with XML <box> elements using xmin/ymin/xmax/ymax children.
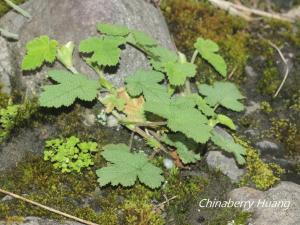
<box><xmin>267</xmin><ymin>118</ymin><xmax>300</xmax><ymax>156</ymax></box>
<box><xmin>236</xmin><ymin>137</ymin><xmax>284</xmax><ymax>190</ymax></box>
<box><xmin>0</xmin><ymin>154</ymin><xmax>210</xmax><ymax>224</ymax></box>
<box><xmin>161</xmin><ymin>0</ymin><xmax>249</xmax><ymax>84</ymax></box>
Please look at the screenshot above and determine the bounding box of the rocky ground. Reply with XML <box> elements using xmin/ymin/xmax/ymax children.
<box><xmin>0</xmin><ymin>0</ymin><xmax>299</xmax><ymax>224</ymax></box>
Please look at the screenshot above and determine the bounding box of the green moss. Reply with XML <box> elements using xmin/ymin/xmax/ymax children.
<box><xmin>161</xmin><ymin>0</ymin><xmax>249</xmax><ymax>84</ymax></box>
<box><xmin>0</xmin><ymin>98</ymin><xmax>38</xmax><ymax>142</ymax></box>
<box><xmin>268</xmin><ymin>118</ymin><xmax>299</xmax><ymax>156</ymax></box>
<box><xmin>291</xmin><ymin>91</ymin><xmax>300</xmax><ymax>112</ymax></box>
<box><xmin>7</xmin><ymin>154</ymin><xmax>161</xmax><ymax>224</ymax></box>
<box><xmin>260</xmin><ymin>101</ymin><xmax>273</xmax><ymax>114</ymax></box>
<box><xmin>0</xmin><ymin>85</ymin><xmax>10</xmax><ymax>108</ymax></box>
<box><xmin>0</xmin><ymin>153</ymin><xmax>211</xmax><ymax>224</ymax></box>
<box><xmin>236</xmin><ymin>138</ymin><xmax>284</xmax><ymax>190</ymax></box>
<box><xmin>208</xmin><ymin>207</ymin><xmax>251</xmax><ymax>225</ymax></box>
<box><xmin>0</xmin><ymin>0</ymin><xmax>26</xmax><ymax>17</ymax></box>
<box><xmin>5</xmin><ymin>216</ymin><xmax>25</xmax><ymax>225</ymax></box>
<box><xmin>258</xmin><ymin>66</ymin><xmax>281</xmax><ymax>96</ymax></box>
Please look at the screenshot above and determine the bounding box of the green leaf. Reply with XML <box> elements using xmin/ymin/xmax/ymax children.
<box><xmin>211</xmin><ymin>130</ymin><xmax>246</xmax><ymax>165</ymax></box>
<box><xmin>96</xmin><ymin>144</ymin><xmax>164</xmax><ymax>188</ymax></box>
<box><xmin>97</xmin><ymin>23</ymin><xmax>130</xmax><ymax>36</ymax></box>
<box><xmin>125</xmin><ymin>70</ymin><xmax>169</xmax><ymax>101</ymax></box>
<box><xmin>145</xmin><ymin>96</ymin><xmax>212</xmax><ymax>143</ymax></box>
<box><xmin>162</xmin><ymin>135</ymin><xmax>200</xmax><ymax>164</ymax></box>
<box><xmin>188</xmin><ymin>94</ymin><xmax>215</xmax><ymax>117</ymax></box>
<box><xmin>216</xmin><ymin>114</ymin><xmax>236</xmax><ymax>130</ymax></box>
<box><xmin>131</xmin><ymin>30</ymin><xmax>158</xmax><ymax>47</ymax></box>
<box><xmin>165</xmin><ymin>62</ymin><xmax>197</xmax><ymax>86</ymax></box>
<box><xmin>194</xmin><ymin>38</ymin><xmax>227</xmax><ymax>77</ymax></box>
<box><xmin>167</xmin><ymin>108</ymin><xmax>212</xmax><ymax>143</ymax></box>
<box><xmin>22</xmin><ymin>35</ymin><xmax>58</xmax><ymax>71</ymax></box>
<box><xmin>79</xmin><ymin>36</ymin><xmax>125</xmax><ymax>66</ymax></box>
<box><xmin>39</xmin><ymin>70</ymin><xmax>100</xmax><ymax>108</ymax></box>
<box><xmin>198</xmin><ymin>81</ymin><xmax>245</xmax><ymax>112</ymax></box>
<box><xmin>147</xmin><ymin>46</ymin><xmax>178</xmax><ymax>71</ymax></box>
<box><xmin>148</xmin><ymin>46</ymin><xmax>178</xmax><ymax>62</ymax></box>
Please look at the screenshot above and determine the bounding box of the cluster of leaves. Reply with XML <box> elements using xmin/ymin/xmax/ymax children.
<box><xmin>44</xmin><ymin>136</ymin><xmax>98</xmax><ymax>173</ymax></box>
<box><xmin>22</xmin><ymin>23</ymin><xmax>246</xmax><ymax>189</ymax></box>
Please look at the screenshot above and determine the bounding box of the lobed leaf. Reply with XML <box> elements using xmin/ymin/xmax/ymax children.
<box><xmin>194</xmin><ymin>38</ymin><xmax>227</xmax><ymax>77</ymax></box>
<box><xmin>39</xmin><ymin>70</ymin><xmax>100</xmax><ymax>108</ymax></box>
<box><xmin>198</xmin><ymin>81</ymin><xmax>245</xmax><ymax>112</ymax></box>
<box><xmin>145</xmin><ymin>96</ymin><xmax>212</xmax><ymax>143</ymax></box>
<box><xmin>96</xmin><ymin>144</ymin><xmax>164</xmax><ymax>188</ymax></box>
<box><xmin>22</xmin><ymin>35</ymin><xmax>58</xmax><ymax>71</ymax></box>
<box><xmin>97</xmin><ymin>23</ymin><xmax>130</xmax><ymax>36</ymax></box>
<box><xmin>211</xmin><ymin>130</ymin><xmax>246</xmax><ymax>165</ymax></box>
<box><xmin>164</xmin><ymin>62</ymin><xmax>196</xmax><ymax>86</ymax></box>
<box><xmin>79</xmin><ymin>36</ymin><xmax>125</xmax><ymax>66</ymax></box>
<box><xmin>125</xmin><ymin>70</ymin><xmax>169</xmax><ymax>102</ymax></box>
<box><xmin>162</xmin><ymin>135</ymin><xmax>200</xmax><ymax>164</ymax></box>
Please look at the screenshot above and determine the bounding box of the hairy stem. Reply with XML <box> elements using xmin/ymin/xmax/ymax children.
<box><xmin>190</xmin><ymin>50</ymin><xmax>199</xmax><ymax>64</ymax></box>
<box><xmin>4</xmin><ymin>0</ymin><xmax>32</xmax><ymax>19</ymax></box>
<box><xmin>183</xmin><ymin>50</ymin><xmax>199</xmax><ymax>95</ymax></box>
<box><xmin>213</xmin><ymin>104</ymin><xmax>220</xmax><ymax>111</ymax></box>
<box><xmin>0</xmin><ymin>27</ymin><xmax>18</xmax><ymax>40</ymax></box>
<box><xmin>68</xmin><ymin>66</ymin><xmax>79</xmax><ymax>74</ymax></box>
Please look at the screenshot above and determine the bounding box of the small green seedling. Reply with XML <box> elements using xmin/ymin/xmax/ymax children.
<box><xmin>44</xmin><ymin>136</ymin><xmax>98</xmax><ymax>173</ymax></box>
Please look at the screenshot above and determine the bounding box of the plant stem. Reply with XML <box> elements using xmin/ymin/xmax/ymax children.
<box><xmin>0</xmin><ymin>27</ymin><xmax>18</xmax><ymax>40</ymax></box>
<box><xmin>0</xmin><ymin>188</ymin><xmax>99</xmax><ymax>225</ymax></box>
<box><xmin>183</xmin><ymin>50</ymin><xmax>199</xmax><ymax>95</ymax></box>
<box><xmin>190</xmin><ymin>50</ymin><xmax>199</xmax><ymax>64</ymax></box>
<box><xmin>68</xmin><ymin>66</ymin><xmax>78</xmax><ymax>74</ymax></box>
<box><xmin>122</xmin><ymin>121</ymin><xmax>167</xmax><ymax>127</ymax></box>
<box><xmin>213</xmin><ymin>104</ymin><xmax>220</xmax><ymax>111</ymax></box>
<box><xmin>4</xmin><ymin>0</ymin><xmax>32</xmax><ymax>19</ymax></box>
<box><xmin>98</xmin><ymin>97</ymin><xmax>169</xmax><ymax>155</ymax></box>
<box><xmin>184</xmin><ymin>80</ymin><xmax>191</xmax><ymax>95</ymax></box>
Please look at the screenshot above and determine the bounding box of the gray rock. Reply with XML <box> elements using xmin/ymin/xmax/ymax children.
<box><xmin>229</xmin><ymin>182</ymin><xmax>300</xmax><ymax>225</ymax></box>
<box><xmin>245</xmin><ymin>101</ymin><xmax>260</xmax><ymax>115</ymax></box>
<box><xmin>82</xmin><ymin>109</ymin><xmax>96</xmax><ymax>127</ymax></box>
<box><xmin>1</xmin><ymin>195</ymin><xmax>13</xmax><ymax>202</ymax></box>
<box><xmin>245</xmin><ymin>65</ymin><xmax>258</xmax><ymax>78</ymax></box>
<box><xmin>0</xmin><ymin>37</ymin><xmax>15</xmax><ymax>93</ymax></box>
<box><xmin>255</xmin><ymin>140</ymin><xmax>284</xmax><ymax>158</ymax></box>
<box><xmin>256</xmin><ymin>140</ymin><xmax>279</xmax><ymax>150</ymax></box>
<box><xmin>106</xmin><ymin>114</ymin><xmax>119</xmax><ymax>127</ymax></box>
<box><xmin>206</xmin><ymin>151</ymin><xmax>245</xmax><ymax>183</ymax></box>
<box><xmin>0</xmin><ymin>217</ymin><xmax>83</xmax><ymax>225</ymax></box>
<box><xmin>0</xmin><ymin>125</ymin><xmax>56</xmax><ymax>171</ymax></box>
<box><xmin>0</xmin><ymin>0</ymin><xmax>175</xmax><ymax>95</ymax></box>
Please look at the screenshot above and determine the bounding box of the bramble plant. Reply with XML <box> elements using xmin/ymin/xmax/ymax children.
<box><xmin>22</xmin><ymin>23</ymin><xmax>246</xmax><ymax>189</ymax></box>
<box><xmin>44</xmin><ymin>136</ymin><xmax>98</xmax><ymax>173</ymax></box>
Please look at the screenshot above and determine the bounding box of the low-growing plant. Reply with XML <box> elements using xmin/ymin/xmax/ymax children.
<box><xmin>44</xmin><ymin>136</ymin><xmax>98</xmax><ymax>173</ymax></box>
<box><xmin>0</xmin><ymin>100</ymin><xmax>20</xmax><ymax>141</ymax></box>
<box><xmin>21</xmin><ymin>23</ymin><xmax>246</xmax><ymax>189</ymax></box>
<box><xmin>0</xmin><ymin>99</ymin><xmax>37</xmax><ymax>142</ymax></box>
